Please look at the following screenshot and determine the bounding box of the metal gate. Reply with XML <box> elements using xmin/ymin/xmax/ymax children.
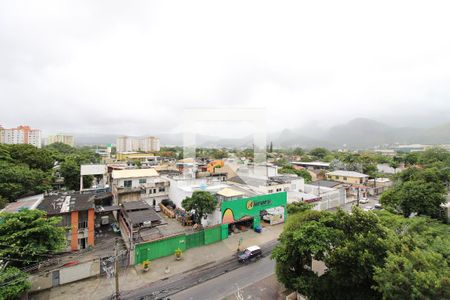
<box><xmin>185</xmin><ymin>231</ymin><xmax>204</xmax><ymax>249</ymax></box>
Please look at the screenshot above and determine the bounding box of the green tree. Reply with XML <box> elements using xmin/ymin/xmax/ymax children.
<box><xmin>0</xmin><ymin>209</ymin><xmax>67</xmax><ymax>267</ymax></box>
<box><xmin>279</xmin><ymin>165</ymin><xmax>312</xmax><ymax>182</ymax></box>
<box><xmin>181</xmin><ymin>191</ymin><xmax>218</xmax><ymax>226</ymax></box>
<box><xmin>0</xmin><ymin>162</ymin><xmax>51</xmax><ymax>201</ymax></box>
<box><xmin>418</xmin><ymin>147</ymin><xmax>450</xmax><ymax>166</ymax></box>
<box><xmin>388</xmin><ymin>158</ymin><xmax>400</xmax><ymax>172</ymax></box>
<box><xmin>286</xmin><ymin>202</ymin><xmax>314</xmax><ymax>215</ymax></box>
<box><xmin>212</xmin><ymin>149</ymin><xmax>228</xmax><ymax>160</ymax></box>
<box><xmin>60</xmin><ymin>158</ymin><xmax>81</xmax><ymax>190</ymax></box>
<box><xmin>274</xmin><ymin>207</ymin><xmax>450</xmax><ymax>300</ymax></box>
<box><xmin>374</xmin><ymin>248</ymin><xmax>450</xmax><ymax>299</ymax></box>
<box><xmin>0</xmin><ymin>196</ymin><xmax>7</xmax><ymax>209</ymax></box>
<box><xmin>374</xmin><ymin>212</ymin><xmax>450</xmax><ymax>299</ymax></box>
<box><xmin>60</xmin><ymin>156</ymin><xmax>94</xmax><ymax>191</ymax></box>
<box><xmin>273</xmin><ymin>208</ymin><xmax>396</xmax><ymax>300</ymax></box>
<box><xmin>0</xmin><ymin>266</ymin><xmax>31</xmax><ymax>300</ymax></box>
<box><xmin>8</xmin><ymin>144</ymin><xmax>54</xmax><ymax>171</ymax></box>
<box><xmin>292</xmin><ymin>147</ymin><xmax>304</xmax><ymax>156</ymax></box>
<box><xmin>44</xmin><ymin>142</ymin><xmax>75</xmax><ymax>155</ymax></box>
<box><xmin>381</xmin><ymin>180</ymin><xmax>446</xmax><ymax>218</ymax></box>
<box><xmin>309</xmin><ymin>148</ymin><xmax>330</xmax><ymax>160</ymax></box>
<box><xmin>404</xmin><ymin>152</ymin><xmax>419</xmax><ymax>166</ymax></box>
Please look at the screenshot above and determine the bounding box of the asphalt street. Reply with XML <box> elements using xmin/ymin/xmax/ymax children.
<box><xmin>168</xmin><ymin>255</ymin><xmax>275</xmax><ymax>300</ymax></box>
<box><xmin>122</xmin><ymin>240</ymin><xmax>278</xmax><ymax>300</ymax></box>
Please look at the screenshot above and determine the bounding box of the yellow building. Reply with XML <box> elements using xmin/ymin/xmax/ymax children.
<box><xmin>326</xmin><ymin>170</ymin><xmax>368</xmax><ymax>185</ymax></box>
<box><xmin>116</xmin><ymin>152</ymin><xmax>156</xmax><ymax>160</ymax></box>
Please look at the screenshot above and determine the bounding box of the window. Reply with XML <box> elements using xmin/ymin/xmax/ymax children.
<box><xmin>78</xmin><ymin>220</ymin><xmax>88</xmax><ymax>229</ymax></box>
<box><xmin>124</xmin><ymin>180</ymin><xmax>132</xmax><ymax>188</ymax></box>
<box><xmin>343</xmin><ymin>177</ymin><xmax>347</xmax><ymax>180</ymax></box>
<box><xmin>159</xmin><ymin>187</ymin><xmax>165</xmax><ymax>192</ymax></box>
<box><xmin>139</xmin><ymin>178</ymin><xmax>147</xmax><ymax>184</ymax></box>
<box><xmin>153</xmin><ymin>188</ymin><xmax>157</xmax><ymax>194</ymax></box>
<box><xmin>268</xmin><ymin>189</ymin><xmax>273</xmax><ymax>193</ymax></box>
<box><xmin>335</xmin><ymin>176</ymin><xmax>339</xmax><ymax>180</ymax></box>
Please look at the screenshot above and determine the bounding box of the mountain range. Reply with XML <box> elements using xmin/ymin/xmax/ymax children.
<box><xmin>74</xmin><ymin>118</ymin><xmax>450</xmax><ymax>149</ymax></box>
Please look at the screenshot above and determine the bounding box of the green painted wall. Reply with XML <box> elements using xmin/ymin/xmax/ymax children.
<box><xmin>135</xmin><ymin>224</ymin><xmax>229</xmax><ymax>264</ymax></box>
<box><xmin>186</xmin><ymin>231</ymin><xmax>204</xmax><ymax>249</ymax></box>
<box><xmin>204</xmin><ymin>225</ymin><xmax>222</xmax><ymax>245</ymax></box>
<box><xmin>221</xmin><ymin>192</ymin><xmax>287</xmax><ymax>229</ymax></box>
<box><xmin>135</xmin><ymin>234</ymin><xmax>186</xmax><ymax>263</ymax></box>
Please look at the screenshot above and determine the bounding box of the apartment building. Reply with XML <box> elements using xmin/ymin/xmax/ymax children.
<box><xmin>111</xmin><ymin>168</ymin><xmax>170</xmax><ymax>206</ymax></box>
<box><xmin>47</xmin><ymin>134</ymin><xmax>75</xmax><ymax>147</ymax></box>
<box><xmin>0</xmin><ymin>125</ymin><xmax>42</xmax><ymax>148</ymax></box>
<box><xmin>116</xmin><ymin>136</ymin><xmax>160</xmax><ymax>153</ymax></box>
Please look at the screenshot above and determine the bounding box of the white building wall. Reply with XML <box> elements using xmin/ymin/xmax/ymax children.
<box><xmin>59</xmin><ymin>259</ymin><xmax>100</xmax><ymax>285</ymax></box>
<box><xmin>304</xmin><ymin>184</ymin><xmax>346</xmax><ymax>209</ymax></box>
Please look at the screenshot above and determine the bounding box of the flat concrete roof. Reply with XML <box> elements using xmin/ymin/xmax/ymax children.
<box><xmin>291</xmin><ymin>161</ymin><xmax>330</xmax><ymax>167</ymax></box>
<box><xmin>326</xmin><ymin>170</ymin><xmax>368</xmax><ymax>178</ymax></box>
<box><xmin>112</xmin><ymin>168</ymin><xmax>159</xmax><ymax>179</ymax></box>
<box><xmin>217</xmin><ymin>188</ymin><xmax>244</xmax><ymax>198</ymax></box>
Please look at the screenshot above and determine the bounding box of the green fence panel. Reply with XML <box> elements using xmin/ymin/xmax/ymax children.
<box><xmin>135</xmin><ymin>224</ymin><xmax>230</xmax><ymax>265</ymax></box>
<box><xmin>135</xmin><ymin>234</ymin><xmax>186</xmax><ymax>264</ymax></box>
<box><xmin>221</xmin><ymin>224</ymin><xmax>229</xmax><ymax>240</ymax></box>
<box><xmin>185</xmin><ymin>231</ymin><xmax>204</xmax><ymax>249</ymax></box>
<box><xmin>204</xmin><ymin>226</ymin><xmax>222</xmax><ymax>245</ymax></box>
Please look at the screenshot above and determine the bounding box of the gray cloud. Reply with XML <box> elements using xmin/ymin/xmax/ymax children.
<box><xmin>1</xmin><ymin>0</ymin><xmax>450</xmax><ymax>138</ymax></box>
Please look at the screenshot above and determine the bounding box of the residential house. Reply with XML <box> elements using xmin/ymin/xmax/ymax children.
<box><xmin>37</xmin><ymin>193</ymin><xmax>96</xmax><ymax>251</ymax></box>
<box><xmin>111</xmin><ymin>168</ymin><xmax>170</xmax><ymax>207</ymax></box>
<box><xmin>326</xmin><ymin>170</ymin><xmax>369</xmax><ymax>185</ymax></box>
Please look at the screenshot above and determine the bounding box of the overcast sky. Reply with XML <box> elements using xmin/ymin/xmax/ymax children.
<box><xmin>1</xmin><ymin>0</ymin><xmax>450</xmax><ymax>137</ymax></box>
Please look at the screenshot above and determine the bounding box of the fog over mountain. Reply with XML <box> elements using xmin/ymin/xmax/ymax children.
<box><xmin>74</xmin><ymin>118</ymin><xmax>450</xmax><ymax>149</ymax></box>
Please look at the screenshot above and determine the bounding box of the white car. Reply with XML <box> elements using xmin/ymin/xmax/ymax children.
<box><xmin>359</xmin><ymin>198</ymin><xmax>369</xmax><ymax>204</ymax></box>
<box><xmin>363</xmin><ymin>206</ymin><xmax>374</xmax><ymax>211</ymax></box>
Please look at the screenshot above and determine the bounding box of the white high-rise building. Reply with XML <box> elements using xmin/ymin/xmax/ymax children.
<box><xmin>116</xmin><ymin>136</ymin><xmax>132</xmax><ymax>153</ymax></box>
<box><xmin>116</xmin><ymin>136</ymin><xmax>160</xmax><ymax>153</ymax></box>
<box><xmin>141</xmin><ymin>136</ymin><xmax>161</xmax><ymax>152</ymax></box>
<box><xmin>47</xmin><ymin>134</ymin><xmax>75</xmax><ymax>147</ymax></box>
<box><xmin>0</xmin><ymin>125</ymin><xmax>42</xmax><ymax>148</ymax></box>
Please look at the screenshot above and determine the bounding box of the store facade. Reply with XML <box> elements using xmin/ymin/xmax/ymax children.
<box><xmin>221</xmin><ymin>192</ymin><xmax>287</xmax><ymax>229</ymax></box>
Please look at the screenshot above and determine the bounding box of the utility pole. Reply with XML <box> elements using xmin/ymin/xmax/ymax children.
<box><xmin>356</xmin><ymin>187</ymin><xmax>360</xmax><ymax>207</ymax></box>
<box><xmin>113</xmin><ymin>238</ymin><xmax>120</xmax><ymax>300</ymax></box>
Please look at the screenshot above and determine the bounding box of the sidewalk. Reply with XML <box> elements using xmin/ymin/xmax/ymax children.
<box><xmin>30</xmin><ymin>224</ymin><xmax>283</xmax><ymax>300</ymax></box>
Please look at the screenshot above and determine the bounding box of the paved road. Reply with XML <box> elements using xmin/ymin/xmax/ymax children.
<box><xmin>169</xmin><ymin>255</ymin><xmax>275</xmax><ymax>300</ymax></box>
<box><xmin>122</xmin><ymin>240</ymin><xmax>278</xmax><ymax>300</ymax></box>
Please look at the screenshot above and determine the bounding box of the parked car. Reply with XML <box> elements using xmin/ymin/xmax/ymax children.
<box><xmin>154</xmin><ymin>204</ymin><xmax>161</xmax><ymax>212</ymax></box>
<box><xmin>238</xmin><ymin>245</ymin><xmax>262</xmax><ymax>263</ymax></box>
<box><xmin>374</xmin><ymin>203</ymin><xmax>382</xmax><ymax>209</ymax></box>
<box><xmin>359</xmin><ymin>198</ymin><xmax>369</xmax><ymax>204</ymax></box>
<box><xmin>363</xmin><ymin>206</ymin><xmax>374</xmax><ymax>211</ymax></box>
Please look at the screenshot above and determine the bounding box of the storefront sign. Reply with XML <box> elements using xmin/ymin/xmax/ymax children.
<box><xmin>246</xmin><ymin>199</ymin><xmax>273</xmax><ymax>210</ymax></box>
